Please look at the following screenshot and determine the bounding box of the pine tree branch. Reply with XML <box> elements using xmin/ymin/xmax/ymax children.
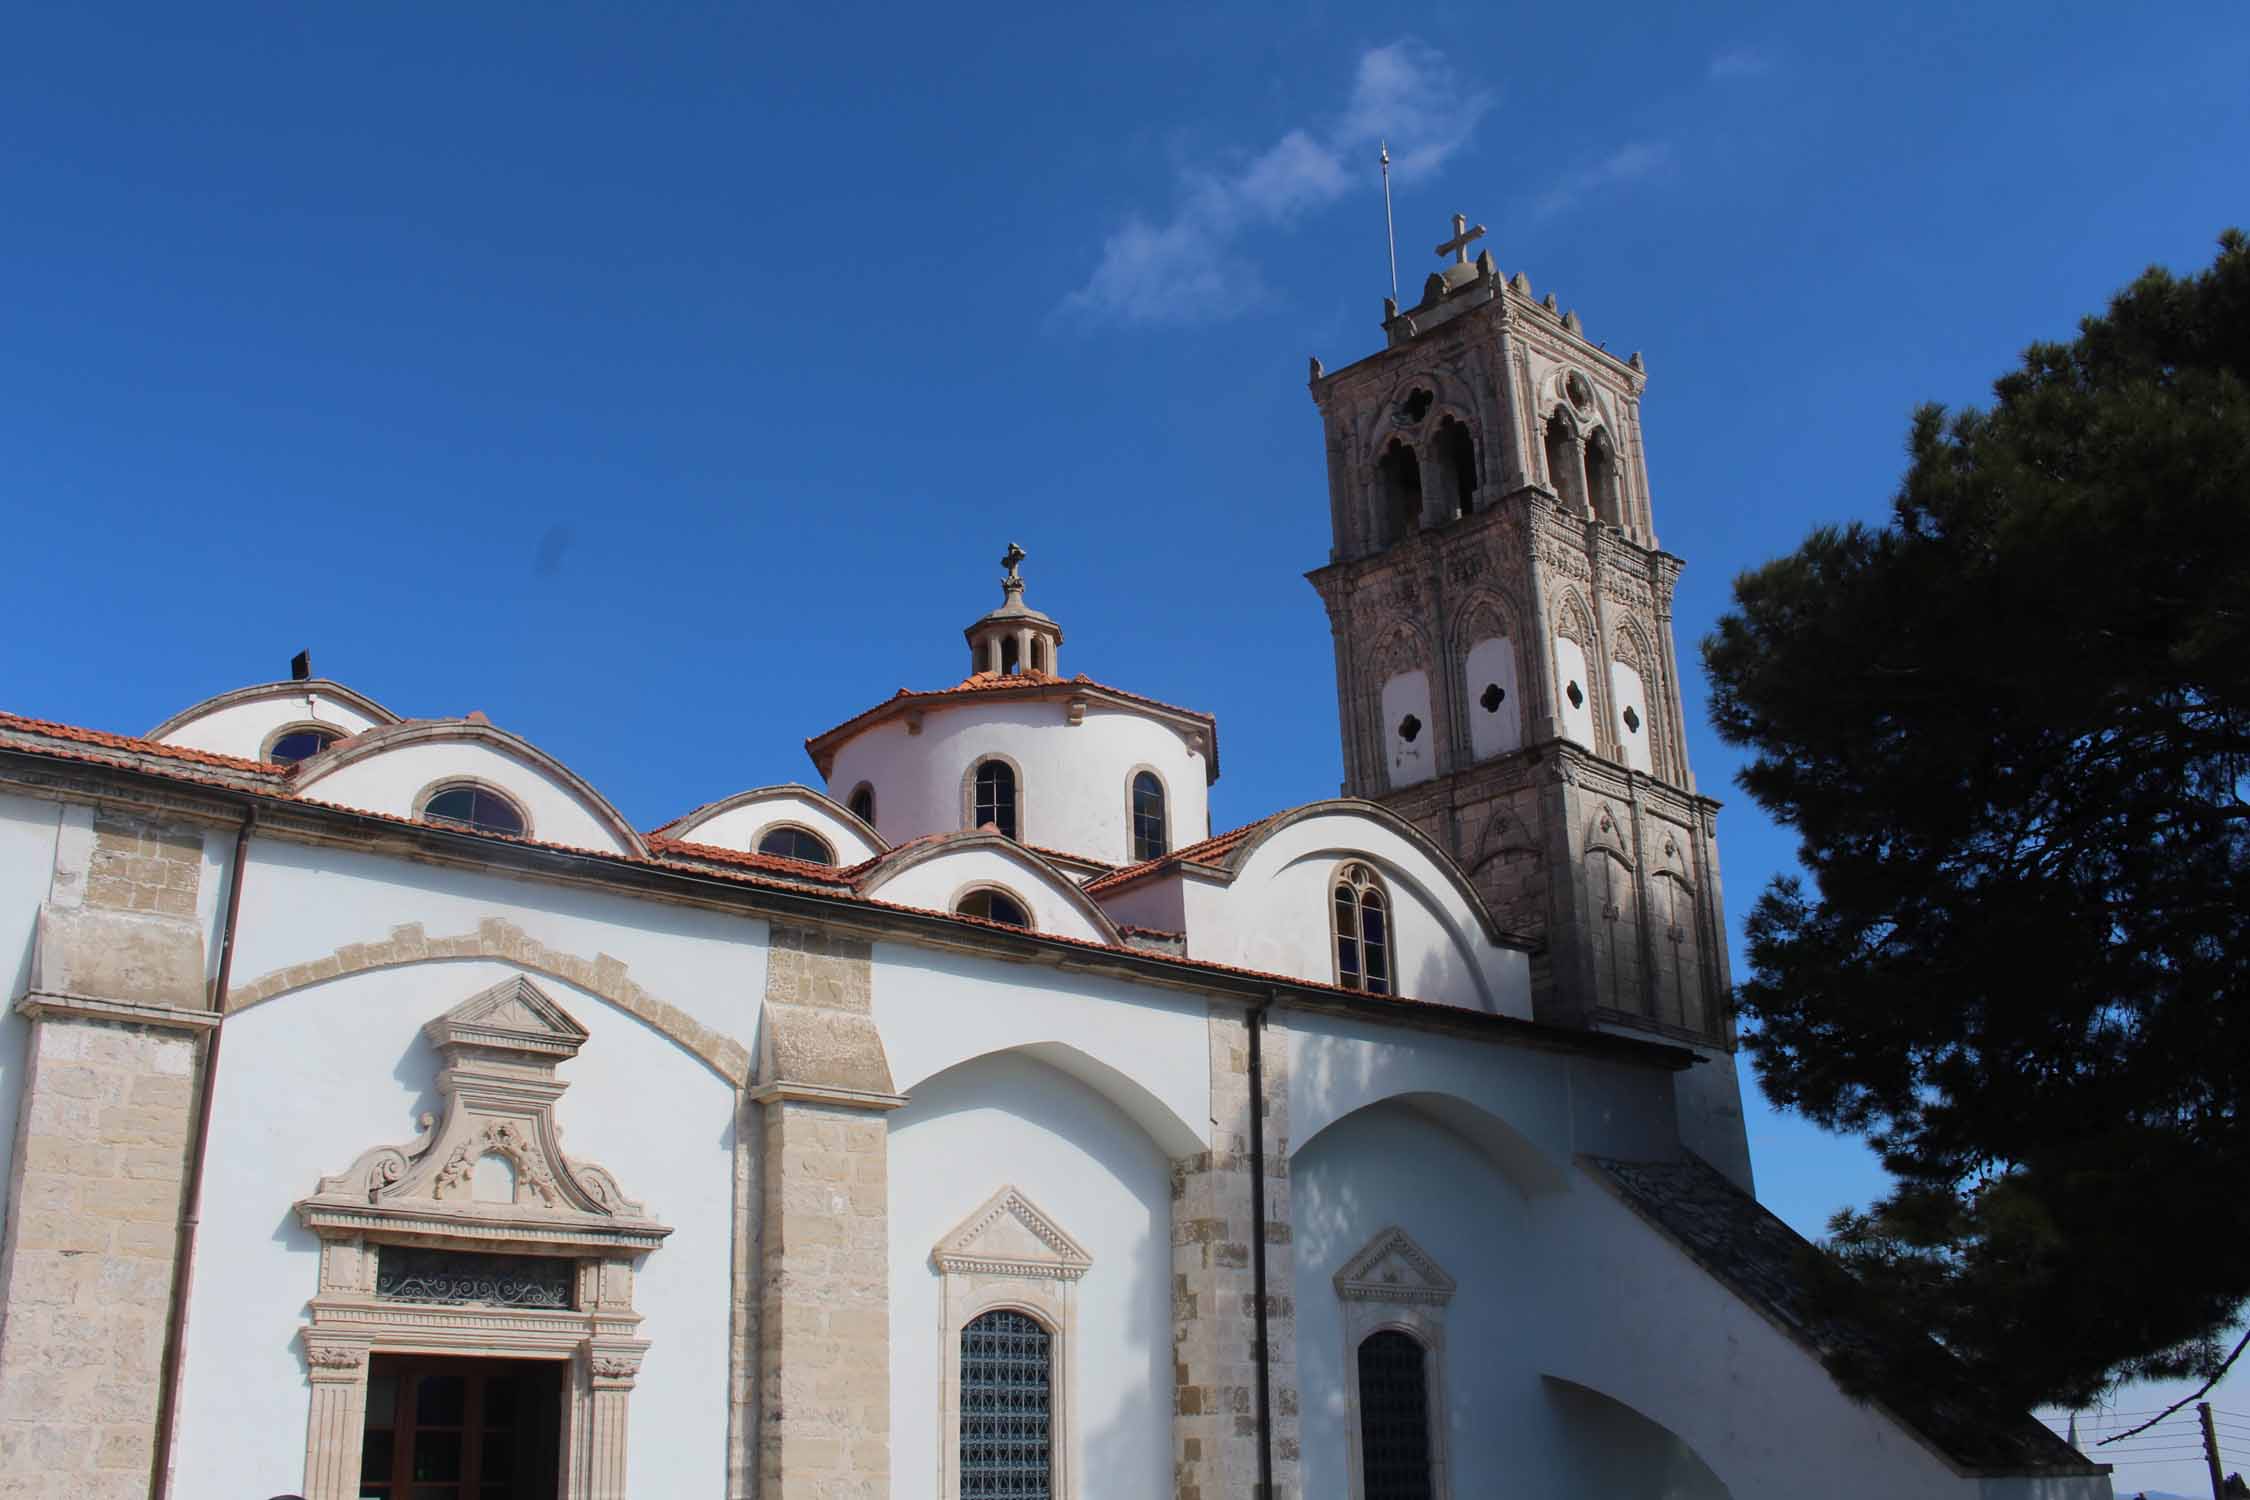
<box><xmin>2096</xmin><ymin>1327</ymin><xmax>2250</xmax><ymax>1446</ymax></box>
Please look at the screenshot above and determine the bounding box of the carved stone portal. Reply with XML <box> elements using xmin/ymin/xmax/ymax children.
<box><xmin>293</xmin><ymin>976</ymin><xmax>672</xmax><ymax>1500</ymax></box>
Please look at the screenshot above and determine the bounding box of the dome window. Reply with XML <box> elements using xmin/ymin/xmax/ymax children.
<box><xmin>957</xmin><ymin>887</ymin><xmax>1031</xmax><ymax>929</ymax></box>
<box><xmin>757</xmin><ymin>826</ymin><xmax>835</xmax><ymax>865</ymax></box>
<box><xmin>847</xmin><ymin>783</ymin><xmax>876</xmax><ymax>825</ymax></box>
<box><xmin>420</xmin><ymin>784</ymin><xmax>527</xmax><ymax>838</ymax></box>
<box><xmin>1131</xmin><ymin>771</ymin><xmax>1168</xmax><ymax>862</ymax></box>
<box><xmin>266</xmin><ymin>724</ymin><xmax>343</xmax><ymax>765</ymax></box>
<box><xmin>973</xmin><ymin>760</ymin><xmax>1018</xmax><ymax>840</ymax></box>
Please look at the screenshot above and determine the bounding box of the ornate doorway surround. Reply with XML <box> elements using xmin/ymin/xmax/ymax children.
<box><xmin>292</xmin><ymin>977</ymin><xmax>672</xmax><ymax>1500</ymax></box>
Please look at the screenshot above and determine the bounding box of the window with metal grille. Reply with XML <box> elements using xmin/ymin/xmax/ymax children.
<box><xmin>959</xmin><ymin>1308</ymin><xmax>1052</xmax><ymax>1498</ymax></box>
<box><xmin>1131</xmin><ymin>771</ymin><xmax>1167</xmax><ymax>861</ymax></box>
<box><xmin>974</xmin><ymin>760</ymin><xmax>1018</xmax><ymax>839</ymax></box>
<box><xmin>1333</xmin><ymin>863</ymin><xmax>1391</xmax><ymax>996</ymax></box>
<box><xmin>1357</xmin><ymin>1329</ymin><xmax>1434</xmax><ymax>1500</ymax></box>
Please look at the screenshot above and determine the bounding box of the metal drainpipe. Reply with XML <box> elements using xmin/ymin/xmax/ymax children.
<box><xmin>1247</xmin><ymin>997</ymin><xmax>1276</xmax><ymax>1498</ymax></box>
<box><xmin>148</xmin><ymin>805</ymin><xmax>253</xmax><ymax>1500</ymax></box>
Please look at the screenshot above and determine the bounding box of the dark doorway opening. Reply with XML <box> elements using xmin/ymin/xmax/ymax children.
<box><xmin>361</xmin><ymin>1354</ymin><xmax>563</xmax><ymax>1499</ymax></box>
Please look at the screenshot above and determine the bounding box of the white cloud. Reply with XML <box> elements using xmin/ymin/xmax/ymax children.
<box><xmin>1709</xmin><ymin>47</ymin><xmax>1773</xmax><ymax>80</ymax></box>
<box><xmin>1531</xmin><ymin>141</ymin><xmax>1675</xmax><ymax>223</ymax></box>
<box><xmin>1059</xmin><ymin>39</ymin><xmax>1491</xmax><ymax>326</ymax></box>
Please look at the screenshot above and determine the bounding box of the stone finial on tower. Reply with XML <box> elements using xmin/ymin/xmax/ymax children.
<box><xmin>965</xmin><ymin>544</ymin><xmax>1064</xmax><ymax>678</ymax></box>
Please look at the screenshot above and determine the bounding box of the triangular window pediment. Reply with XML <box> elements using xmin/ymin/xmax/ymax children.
<box><xmin>932</xmin><ymin>1186</ymin><xmax>1092</xmax><ymax>1282</ymax></box>
<box><xmin>1335</xmin><ymin>1225</ymin><xmax>1456</xmax><ymax>1307</ymax></box>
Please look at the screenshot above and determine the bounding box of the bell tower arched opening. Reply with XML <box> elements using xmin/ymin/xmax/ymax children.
<box><xmin>1434</xmin><ymin>417</ymin><xmax>1477</xmax><ymax>520</ymax></box>
<box><xmin>1377</xmin><ymin>440</ymin><xmax>1423</xmax><ymax>544</ymax></box>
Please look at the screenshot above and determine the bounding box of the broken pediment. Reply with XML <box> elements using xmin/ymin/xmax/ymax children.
<box><xmin>1334</xmin><ymin>1226</ymin><xmax>1457</xmax><ymax>1307</ymax></box>
<box><xmin>296</xmin><ymin>976</ymin><xmax>669</xmax><ymax>1254</ymax></box>
<box><xmin>932</xmin><ymin>1186</ymin><xmax>1092</xmax><ymax>1282</ymax></box>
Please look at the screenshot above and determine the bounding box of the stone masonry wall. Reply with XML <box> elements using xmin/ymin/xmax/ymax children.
<box><xmin>758</xmin><ymin>1098</ymin><xmax>892</xmax><ymax>1500</ymax></box>
<box><xmin>81</xmin><ymin>815</ymin><xmax>200</xmax><ymax>921</ymax></box>
<box><xmin>0</xmin><ymin>1015</ymin><xmax>200</xmax><ymax>1499</ymax></box>
<box><xmin>1171</xmin><ymin>1005</ymin><xmax>1299</xmax><ymax>1500</ymax></box>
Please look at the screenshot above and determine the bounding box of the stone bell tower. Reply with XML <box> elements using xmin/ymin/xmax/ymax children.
<box><xmin>1305</xmin><ymin>212</ymin><xmax>1750</xmax><ymax>1184</ymax></box>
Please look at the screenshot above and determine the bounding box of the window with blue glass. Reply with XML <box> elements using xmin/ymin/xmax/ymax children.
<box><xmin>959</xmin><ymin>1308</ymin><xmax>1052</xmax><ymax>1498</ymax></box>
<box><xmin>1356</xmin><ymin>1329</ymin><xmax>1434</xmax><ymax>1500</ymax></box>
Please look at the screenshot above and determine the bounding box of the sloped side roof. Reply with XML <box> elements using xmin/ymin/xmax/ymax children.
<box><xmin>1583</xmin><ymin>1156</ymin><xmax>2103</xmax><ymax>1479</ymax></box>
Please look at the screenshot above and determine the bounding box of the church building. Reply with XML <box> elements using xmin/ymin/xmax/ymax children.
<box><xmin>0</xmin><ymin>216</ymin><xmax>2108</xmax><ymax>1498</ymax></box>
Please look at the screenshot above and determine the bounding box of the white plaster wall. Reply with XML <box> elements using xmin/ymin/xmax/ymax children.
<box><xmin>226</xmin><ymin>839</ymin><xmax>767</xmax><ymax>1060</ymax></box>
<box><xmin>153</xmin><ymin>686</ymin><xmax>388</xmax><ymax>758</ymax></box>
<box><xmin>875</xmin><ymin>943</ymin><xmax>1208</xmax><ymax>1157</ymax></box>
<box><xmin>823</xmin><ymin>700</ymin><xmax>1209</xmax><ymax>866</ymax></box>
<box><xmin>1554</xmin><ymin>637</ymin><xmax>1596</xmax><ymax>748</ymax></box>
<box><xmin>170</xmin><ymin>959</ymin><xmax>738</xmax><ymax>1498</ymax></box>
<box><xmin>865</xmin><ymin>847</ymin><xmax>1110</xmax><ymax>944</ymax></box>
<box><xmin>297</xmin><ymin>740</ymin><xmax>635</xmax><ymax>855</ymax></box>
<box><xmin>1378</xmin><ymin>670</ymin><xmax>1435</xmax><ymax>789</ymax></box>
<box><xmin>1610</xmin><ymin>660</ymin><xmax>1653</xmax><ymax>774</ymax></box>
<box><xmin>1191</xmin><ymin>815</ymin><xmax>1528</xmax><ymax>1016</ymax></box>
<box><xmin>0</xmin><ymin>794</ymin><xmax>62</xmax><ymax>1248</ymax></box>
<box><xmin>1286</xmin><ymin>1010</ymin><xmax>1677</xmax><ymax>1187</ymax></box>
<box><xmin>1290</xmin><ymin>1100</ymin><xmax>2081</xmax><ymax>1500</ymax></box>
<box><xmin>1462</xmin><ymin>637</ymin><xmax>1522</xmax><ymax>760</ymax></box>
<box><xmin>669</xmin><ymin>789</ymin><xmax>881</xmax><ymax>864</ymax></box>
<box><xmin>889</xmin><ymin>1050</ymin><xmax>1173</xmax><ymax>1500</ymax></box>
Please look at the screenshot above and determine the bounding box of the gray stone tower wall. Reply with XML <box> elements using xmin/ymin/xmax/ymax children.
<box><xmin>1306</xmin><ymin>251</ymin><xmax>1750</xmax><ymax>1185</ymax></box>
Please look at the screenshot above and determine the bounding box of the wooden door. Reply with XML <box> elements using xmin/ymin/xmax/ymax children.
<box><xmin>359</xmin><ymin>1355</ymin><xmax>562</xmax><ymax>1500</ymax></box>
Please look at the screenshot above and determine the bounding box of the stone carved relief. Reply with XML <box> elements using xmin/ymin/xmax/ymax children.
<box><xmin>290</xmin><ymin>975</ymin><xmax>664</xmax><ymax>1500</ymax></box>
<box><xmin>1334</xmin><ymin>1225</ymin><xmax>1458</xmax><ymax>1308</ymax></box>
<box><xmin>1552</xmin><ymin>592</ymin><xmax>1595</xmax><ymax>650</ymax></box>
<box><xmin>298</xmin><ymin>976</ymin><xmax>665</xmax><ymax>1250</ymax></box>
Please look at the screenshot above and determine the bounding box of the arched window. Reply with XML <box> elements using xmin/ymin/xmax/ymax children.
<box><xmin>974</xmin><ymin>759</ymin><xmax>1018</xmax><ymax>839</ymax></box>
<box><xmin>1376</xmin><ymin>440</ymin><xmax>1422</xmax><ymax>544</ymax></box>
<box><xmin>1544</xmin><ymin>412</ymin><xmax>1587</xmax><ymax>517</ymax></box>
<box><xmin>1130</xmin><ymin>771</ymin><xmax>1167</xmax><ymax>862</ymax></box>
<box><xmin>420</xmin><ymin>783</ymin><xmax>527</xmax><ymax>838</ymax></box>
<box><xmin>957</xmin><ymin>887</ymin><xmax>1032</xmax><ymax>929</ymax></box>
<box><xmin>266</xmin><ymin>723</ymin><xmax>342</xmax><ymax>765</ymax></box>
<box><xmin>847</xmin><ymin>783</ymin><xmax>876</xmax><ymax>825</ymax></box>
<box><xmin>1000</xmin><ymin>636</ymin><xmax>1022</xmax><ymax>675</ymax></box>
<box><xmin>1585</xmin><ymin>428</ymin><xmax>1624</xmax><ymax>528</ymax></box>
<box><xmin>1356</xmin><ymin>1330</ymin><xmax>1434</xmax><ymax>1500</ymax></box>
<box><xmin>959</xmin><ymin>1308</ymin><xmax>1053</xmax><ymax>1496</ymax></box>
<box><xmin>1332</xmin><ymin>863</ymin><xmax>1391</xmax><ymax>996</ymax></box>
<box><xmin>1433</xmin><ymin>417</ymin><xmax>1477</xmax><ymax>520</ymax></box>
<box><xmin>756</xmin><ymin>825</ymin><xmax>834</xmax><ymax>865</ymax></box>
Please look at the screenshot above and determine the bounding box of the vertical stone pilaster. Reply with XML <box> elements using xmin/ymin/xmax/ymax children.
<box><xmin>0</xmin><ymin>995</ymin><xmax>212</xmax><ymax>1500</ymax></box>
<box><xmin>1172</xmin><ymin>1005</ymin><xmax>1298</xmax><ymax>1500</ymax></box>
<box><xmin>757</xmin><ymin>1098</ymin><xmax>895</xmax><ymax>1499</ymax></box>
<box><xmin>299</xmin><ymin>1335</ymin><xmax>372</xmax><ymax>1500</ymax></box>
<box><xmin>585</xmin><ymin>1347</ymin><xmax>643</xmax><ymax>1500</ymax></box>
<box><xmin>753</xmin><ymin>925</ymin><xmax>901</xmax><ymax>1500</ymax></box>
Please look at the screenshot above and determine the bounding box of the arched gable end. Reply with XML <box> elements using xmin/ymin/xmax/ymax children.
<box><xmin>292</xmin><ymin>720</ymin><xmax>647</xmax><ymax>858</ymax></box>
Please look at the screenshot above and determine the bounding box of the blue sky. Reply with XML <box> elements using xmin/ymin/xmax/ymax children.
<box><xmin>3</xmin><ymin>2</ymin><xmax>2246</xmax><ymax>1484</ymax></box>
